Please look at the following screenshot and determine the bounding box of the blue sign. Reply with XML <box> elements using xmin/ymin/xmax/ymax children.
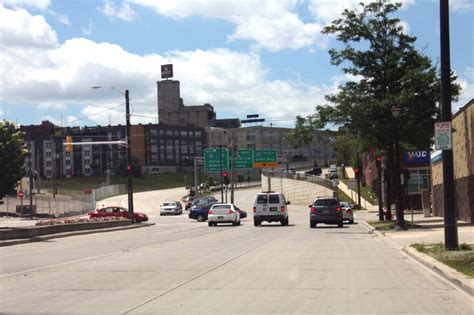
<box><xmin>403</xmin><ymin>151</ymin><xmax>430</xmax><ymax>164</ymax></box>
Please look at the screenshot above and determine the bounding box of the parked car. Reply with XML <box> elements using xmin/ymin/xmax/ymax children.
<box><xmin>309</xmin><ymin>197</ymin><xmax>343</xmax><ymax>228</ymax></box>
<box><xmin>185</xmin><ymin>197</ymin><xmax>195</xmax><ymax>210</ymax></box>
<box><xmin>339</xmin><ymin>201</ymin><xmax>354</xmax><ymax>224</ymax></box>
<box><xmin>160</xmin><ymin>201</ymin><xmax>183</xmax><ymax>216</ymax></box>
<box><xmin>89</xmin><ymin>206</ymin><xmax>148</xmax><ymax>223</ymax></box>
<box><xmin>305</xmin><ymin>167</ymin><xmax>322</xmax><ymax>176</ymax></box>
<box><xmin>236</xmin><ymin>208</ymin><xmax>247</xmax><ymax>219</ymax></box>
<box><xmin>188</xmin><ymin>201</ymin><xmax>217</xmax><ymax>222</ymax></box>
<box><xmin>207</xmin><ymin>203</ymin><xmax>241</xmax><ymax>226</ymax></box>
<box><xmin>252</xmin><ymin>192</ymin><xmax>290</xmax><ymax>226</ymax></box>
<box><xmin>329</xmin><ymin>171</ymin><xmax>339</xmax><ymax>180</ymax></box>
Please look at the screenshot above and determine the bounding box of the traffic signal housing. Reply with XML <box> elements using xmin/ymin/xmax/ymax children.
<box><xmin>375</xmin><ymin>156</ymin><xmax>382</xmax><ymax>169</ymax></box>
<box><xmin>354</xmin><ymin>167</ymin><xmax>359</xmax><ymax>179</ymax></box>
<box><xmin>223</xmin><ymin>171</ymin><xmax>230</xmax><ymax>185</ymax></box>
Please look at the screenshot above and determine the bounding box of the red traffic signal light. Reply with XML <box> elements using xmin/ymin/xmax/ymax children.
<box><xmin>223</xmin><ymin>171</ymin><xmax>228</xmax><ymax>177</ymax></box>
<box><xmin>354</xmin><ymin>167</ymin><xmax>359</xmax><ymax>174</ymax></box>
<box><xmin>126</xmin><ymin>165</ymin><xmax>132</xmax><ymax>172</ymax></box>
<box><xmin>375</xmin><ymin>156</ymin><xmax>381</xmax><ymax>162</ymax></box>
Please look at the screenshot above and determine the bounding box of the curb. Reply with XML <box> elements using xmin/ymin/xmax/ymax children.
<box><xmin>361</xmin><ymin>220</ymin><xmax>473</xmax><ymax>297</ymax></box>
<box><xmin>403</xmin><ymin>246</ymin><xmax>474</xmax><ymax>297</ymax></box>
<box><xmin>0</xmin><ymin>222</ymin><xmax>155</xmax><ymax>247</ymax></box>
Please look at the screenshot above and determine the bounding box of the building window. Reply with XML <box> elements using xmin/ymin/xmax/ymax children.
<box><xmin>84</xmin><ymin>150</ymin><xmax>90</xmax><ymax>156</ymax></box>
<box><xmin>151</xmin><ymin>145</ymin><xmax>158</xmax><ymax>153</ymax></box>
<box><xmin>180</xmin><ymin>131</ymin><xmax>187</xmax><ymax>137</ymax></box>
<box><xmin>166</xmin><ymin>130</ymin><xmax>172</xmax><ymax>135</ymax></box>
<box><xmin>66</xmin><ymin>160</ymin><xmax>71</xmax><ymax>166</ymax></box>
<box><xmin>84</xmin><ymin>168</ymin><xmax>90</xmax><ymax>175</ymax></box>
<box><xmin>46</xmin><ymin>152</ymin><xmax>51</xmax><ymax>158</ymax></box>
<box><xmin>195</xmin><ymin>131</ymin><xmax>201</xmax><ymax>137</ymax></box>
<box><xmin>84</xmin><ymin>159</ymin><xmax>90</xmax><ymax>165</ymax></box>
<box><xmin>159</xmin><ymin>129</ymin><xmax>164</xmax><ymax>135</ymax></box>
<box><xmin>246</xmin><ymin>132</ymin><xmax>256</xmax><ymax>141</ymax></box>
<box><xmin>149</xmin><ymin>129</ymin><xmax>157</xmax><ymax>134</ymax></box>
<box><xmin>149</xmin><ymin>138</ymin><xmax>158</xmax><ymax>144</ymax></box>
<box><xmin>151</xmin><ymin>154</ymin><xmax>158</xmax><ymax>163</ymax></box>
<box><xmin>46</xmin><ymin>161</ymin><xmax>51</xmax><ymax>167</ymax></box>
<box><xmin>46</xmin><ymin>170</ymin><xmax>52</xmax><ymax>177</ymax></box>
<box><xmin>65</xmin><ymin>151</ymin><xmax>71</xmax><ymax>157</ymax></box>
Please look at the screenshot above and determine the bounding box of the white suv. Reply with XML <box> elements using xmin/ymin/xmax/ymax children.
<box><xmin>252</xmin><ymin>192</ymin><xmax>290</xmax><ymax>226</ymax></box>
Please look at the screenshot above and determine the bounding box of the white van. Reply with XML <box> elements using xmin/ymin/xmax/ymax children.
<box><xmin>252</xmin><ymin>192</ymin><xmax>290</xmax><ymax>226</ymax></box>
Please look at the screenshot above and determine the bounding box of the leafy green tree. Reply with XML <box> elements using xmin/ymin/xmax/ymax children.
<box><xmin>0</xmin><ymin>120</ymin><xmax>27</xmax><ymax>199</ymax></box>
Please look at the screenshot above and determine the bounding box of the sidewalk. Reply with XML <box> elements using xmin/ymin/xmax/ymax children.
<box><xmin>359</xmin><ymin>211</ymin><xmax>474</xmax><ymax>296</ymax></box>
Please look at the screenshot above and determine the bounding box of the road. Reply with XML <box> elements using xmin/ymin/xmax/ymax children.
<box><xmin>1</xmin><ymin>187</ymin><xmax>472</xmax><ymax>314</ymax></box>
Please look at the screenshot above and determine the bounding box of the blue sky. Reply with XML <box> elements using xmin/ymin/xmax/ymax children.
<box><xmin>0</xmin><ymin>0</ymin><xmax>472</xmax><ymax>128</ymax></box>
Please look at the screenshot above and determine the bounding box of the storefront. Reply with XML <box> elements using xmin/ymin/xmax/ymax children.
<box><xmin>402</xmin><ymin>150</ymin><xmax>431</xmax><ymax>209</ymax></box>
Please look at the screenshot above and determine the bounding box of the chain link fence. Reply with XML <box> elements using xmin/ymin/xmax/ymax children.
<box><xmin>0</xmin><ymin>184</ymin><xmax>125</xmax><ymax>218</ymax></box>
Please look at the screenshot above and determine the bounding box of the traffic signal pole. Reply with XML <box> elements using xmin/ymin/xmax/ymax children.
<box><xmin>125</xmin><ymin>90</ymin><xmax>135</xmax><ymax>223</ymax></box>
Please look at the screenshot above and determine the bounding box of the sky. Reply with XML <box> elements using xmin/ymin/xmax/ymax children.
<box><xmin>0</xmin><ymin>0</ymin><xmax>472</xmax><ymax>128</ymax></box>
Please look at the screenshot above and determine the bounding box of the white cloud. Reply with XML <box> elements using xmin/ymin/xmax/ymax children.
<box><xmin>0</xmin><ymin>4</ymin><xmax>57</xmax><ymax>48</ymax></box>
<box><xmin>465</xmin><ymin>67</ymin><xmax>474</xmax><ymax>81</ymax></box>
<box><xmin>47</xmin><ymin>9</ymin><xmax>70</xmax><ymax>26</ymax></box>
<box><xmin>82</xmin><ymin>21</ymin><xmax>93</xmax><ymax>36</ymax></box>
<box><xmin>308</xmin><ymin>0</ymin><xmax>415</xmax><ymax>25</ymax></box>
<box><xmin>99</xmin><ymin>0</ymin><xmax>138</xmax><ymax>22</ymax></box>
<box><xmin>450</xmin><ymin>0</ymin><xmax>474</xmax><ymax>12</ymax></box>
<box><xmin>130</xmin><ymin>0</ymin><xmax>326</xmax><ymax>52</ymax></box>
<box><xmin>0</xmin><ymin>0</ymin><xmax>50</xmax><ymax>10</ymax></box>
<box><xmin>453</xmin><ymin>75</ymin><xmax>474</xmax><ymax>113</ymax></box>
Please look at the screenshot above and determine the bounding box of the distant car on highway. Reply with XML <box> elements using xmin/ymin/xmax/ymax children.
<box><xmin>309</xmin><ymin>197</ymin><xmax>343</xmax><ymax>228</ymax></box>
<box><xmin>305</xmin><ymin>167</ymin><xmax>322</xmax><ymax>176</ymax></box>
<box><xmin>160</xmin><ymin>201</ymin><xmax>183</xmax><ymax>216</ymax></box>
<box><xmin>339</xmin><ymin>201</ymin><xmax>354</xmax><ymax>224</ymax></box>
<box><xmin>207</xmin><ymin>203</ymin><xmax>241</xmax><ymax>226</ymax></box>
<box><xmin>188</xmin><ymin>201</ymin><xmax>217</xmax><ymax>222</ymax></box>
<box><xmin>89</xmin><ymin>206</ymin><xmax>148</xmax><ymax>223</ymax></box>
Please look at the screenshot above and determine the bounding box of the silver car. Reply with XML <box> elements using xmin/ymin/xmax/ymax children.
<box><xmin>208</xmin><ymin>203</ymin><xmax>241</xmax><ymax>226</ymax></box>
<box><xmin>339</xmin><ymin>201</ymin><xmax>354</xmax><ymax>224</ymax></box>
<box><xmin>160</xmin><ymin>201</ymin><xmax>183</xmax><ymax>216</ymax></box>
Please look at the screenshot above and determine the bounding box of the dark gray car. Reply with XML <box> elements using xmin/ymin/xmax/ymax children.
<box><xmin>309</xmin><ymin>197</ymin><xmax>343</xmax><ymax>228</ymax></box>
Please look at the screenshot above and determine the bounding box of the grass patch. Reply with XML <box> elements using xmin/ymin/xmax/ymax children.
<box><xmin>40</xmin><ymin>172</ymin><xmax>199</xmax><ymax>196</ymax></box>
<box><xmin>337</xmin><ymin>187</ymin><xmax>364</xmax><ymax>210</ymax></box>
<box><xmin>368</xmin><ymin>220</ymin><xmax>423</xmax><ymax>230</ymax></box>
<box><xmin>411</xmin><ymin>243</ymin><xmax>474</xmax><ymax>278</ymax></box>
<box><xmin>338</xmin><ymin>168</ymin><xmax>380</xmax><ymax>206</ymax></box>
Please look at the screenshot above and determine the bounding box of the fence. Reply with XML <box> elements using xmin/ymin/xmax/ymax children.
<box><xmin>0</xmin><ymin>184</ymin><xmax>125</xmax><ymax>218</ymax></box>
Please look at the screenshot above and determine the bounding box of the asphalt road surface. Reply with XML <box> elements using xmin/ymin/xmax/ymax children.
<box><xmin>1</xmin><ymin>187</ymin><xmax>472</xmax><ymax>314</ymax></box>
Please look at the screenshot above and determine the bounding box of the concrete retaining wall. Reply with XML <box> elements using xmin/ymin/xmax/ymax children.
<box><xmin>261</xmin><ymin>174</ymin><xmax>335</xmax><ymax>205</ymax></box>
<box><xmin>0</xmin><ymin>220</ymin><xmax>132</xmax><ymax>240</ymax></box>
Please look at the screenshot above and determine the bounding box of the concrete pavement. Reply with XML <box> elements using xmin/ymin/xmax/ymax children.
<box><xmin>1</xmin><ymin>186</ymin><xmax>472</xmax><ymax>314</ymax></box>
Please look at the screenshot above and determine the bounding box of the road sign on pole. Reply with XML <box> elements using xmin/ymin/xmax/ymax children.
<box><xmin>234</xmin><ymin>149</ymin><xmax>254</xmax><ymax>169</ymax></box>
<box><xmin>435</xmin><ymin>121</ymin><xmax>452</xmax><ymax>150</ymax></box>
<box><xmin>204</xmin><ymin>148</ymin><xmax>229</xmax><ymax>172</ymax></box>
<box><xmin>17</xmin><ymin>191</ymin><xmax>25</xmax><ymax>199</ymax></box>
<box><xmin>253</xmin><ymin>149</ymin><xmax>277</xmax><ymax>168</ymax></box>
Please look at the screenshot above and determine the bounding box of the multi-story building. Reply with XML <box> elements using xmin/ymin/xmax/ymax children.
<box><xmin>432</xmin><ymin>99</ymin><xmax>473</xmax><ymax>222</ymax></box>
<box><xmin>205</xmin><ymin>126</ymin><xmax>334</xmax><ymax>165</ymax></box>
<box><xmin>157</xmin><ymin>79</ymin><xmax>216</xmax><ymax>128</ymax></box>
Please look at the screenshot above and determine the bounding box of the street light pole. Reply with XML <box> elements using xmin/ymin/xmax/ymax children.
<box><xmin>392</xmin><ymin>105</ymin><xmax>405</xmax><ymax>230</ymax></box>
<box><xmin>125</xmin><ymin>90</ymin><xmax>135</xmax><ymax>223</ymax></box>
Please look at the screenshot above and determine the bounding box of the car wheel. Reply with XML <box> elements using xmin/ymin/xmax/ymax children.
<box><xmin>282</xmin><ymin>217</ymin><xmax>289</xmax><ymax>226</ymax></box>
<box><xmin>197</xmin><ymin>215</ymin><xmax>205</xmax><ymax>222</ymax></box>
<box><xmin>253</xmin><ymin>219</ymin><xmax>260</xmax><ymax>227</ymax></box>
<box><xmin>208</xmin><ymin>222</ymin><xmax>213</xmax><ymax>227</ymax></box>
<box><xmin>237</xmin><ymin>220</ymin><xmax>241</xmax><ymax>226</ymax></box>
<box><xmin>349</xmin><ymin>219</ymin><xmax>354</xmax><ymax>224</ymax></box>
<box><xmin>310</xmin><ymin>221</ymin><xmax>316</xmax><ymax>228</ymax></box>
<box><xmin>338</xmin><ymin>221</ymin><xmax>343</xmax><ymax>228</ymax></box>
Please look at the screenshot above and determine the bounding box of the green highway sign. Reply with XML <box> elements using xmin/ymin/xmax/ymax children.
<box><xmin>254</xmin><ymin>149</ymin><xmax>277</xmax><ymax>163</ymax></box>
<box><xmin>204</xmin><ymin>148</ymin><xmax>229</xmax><ymax>172</ymax></box>
<box><xmin>234</xmin><ymin>149</ymin><xmax>254</xmax><ymax>169</ymax></box>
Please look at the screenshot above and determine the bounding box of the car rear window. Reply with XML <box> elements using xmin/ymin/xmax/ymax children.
<box><xmin>163</xmin><ymin>203</ymin><xmax>175</xmax><ymax>206</ymax></box>
<box><xmin>257</xmin><ymin>195</ymin><xmax>268</xmax><ymax>204</ymax></box>
<box><xmin>268</xmin><ymin>194</ymin><xmax>280</xmax><ymax>204</ymax></box>
<box><xmin>315</xmin><ymin>199</ymin><xmax>338</xmax><ymax>206</ymax></box>
<box><xmin>212</xmin><ymin>205</ymin><xmax>231</xmax><ymax>210</ymax></box>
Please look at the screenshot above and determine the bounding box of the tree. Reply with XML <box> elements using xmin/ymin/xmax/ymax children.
<box><xmin>0</xmin><ymin>120</ymin><xmax>27</xmax><ymax>199</ymax></box>
<box><xmin>290</xmin><ymin>1</ymin><xmax>459</xmax><ymax>152</ymax></box>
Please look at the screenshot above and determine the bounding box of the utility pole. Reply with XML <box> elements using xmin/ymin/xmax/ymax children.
<box><xmin>125</xmin><ymin>90</ymin><xmax>135</xmax><ymax>223</ymax></box>
<box><xmin>219</xmin><ymin>145</ymin><xmax>224</xmax><ymax>203</ymax></box>
<box><xmin>440</xmin><ymin>0</ymin><xmax>458</xmax><ymax>250</ymax></box>
<box><xmin>28</xmin><ymin>140</ymin><xmax>34</xmax><ymax>219</ymax></box>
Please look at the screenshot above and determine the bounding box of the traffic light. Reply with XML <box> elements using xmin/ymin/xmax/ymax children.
<box><xmin>223</xmin><ymin>171</ymin><xmax>230</xmax><ymax>185</ymax></box>
<box><xmin>65</xmin><ymin>136</ymin><xmax>73</xmax><ymax>152</ymax></box>
<box><xmin>354</xmin><ymin>167</ymin><xmax>359</xmax><ymax>179</ymax></box>
<box><xmin>375</xmin><ymin>156</ymin><xmax>381</xmax><ymax>169</ymax></box>
<box><xmin>126</xmin><ymin>165</ymin><xmax>132</xmax><ymax>172</ymax></box>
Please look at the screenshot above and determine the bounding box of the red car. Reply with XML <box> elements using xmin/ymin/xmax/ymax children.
<box><xmin>89</xmin><ymin>206</ymin><xmax>148</xmax><ymax>223</ymax></box>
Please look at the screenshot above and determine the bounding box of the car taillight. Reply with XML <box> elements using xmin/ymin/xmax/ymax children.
<box><xmin>280</xmin><ymin>206</ymin><xmax>285</xmax><ymax>212</ymax></box>
<box><xmin>347</xmin><ymin>209</ymin><xmax>352</xmax><ymax>214</ymax></box>
<box><xmin>208</xmin><ymin>210</ymin><xmax>214</xmax><ymax>214</ymax></box>
<box><xmin>228</xmin><ymin>209</ymin><xmax>234</xmax><ymax>214</ymax></box>
<box><xmin>336</xmin><ymin>207</ymin><xmax>341</xmax><ymax>212</ymax></box>
<box><xmin>253</xmin><ymin>207</ymin><xmax>256</xmax><ymax>213</ymax></box>
<box><xmin>310</xmin><ymin>207</ymin><xmax>316</xmax><ymax>213</ymax></box>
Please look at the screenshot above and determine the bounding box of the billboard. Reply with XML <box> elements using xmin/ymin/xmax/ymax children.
<box><xmin>161</xmin><ymin>64</ymin><xmax>173</xmax><ymax>79</ymax></box>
